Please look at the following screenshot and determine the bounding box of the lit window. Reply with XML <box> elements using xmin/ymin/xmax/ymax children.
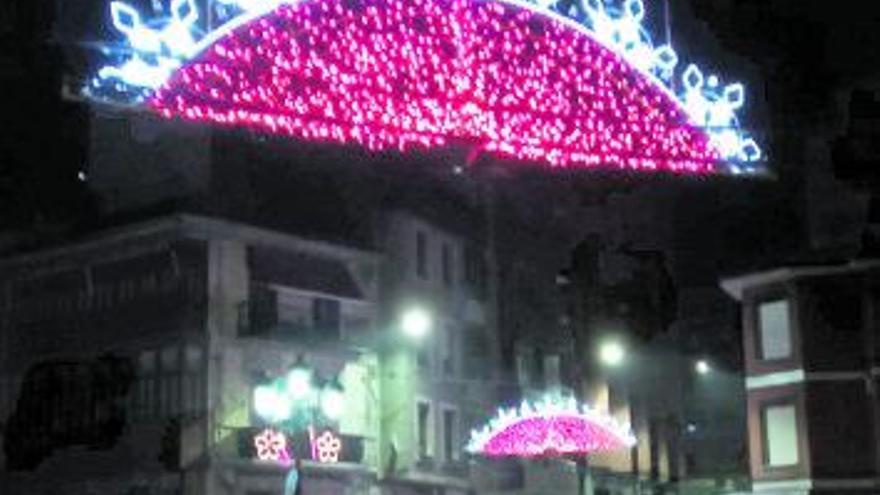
<box><xmin>763</xmin><ymin>403</ymin><xmax>799</xmax><ymax>467</ymax></box>
<box><xmin>416</xmin><ymin>231</ymin><xmax>428</xmax><ymax>279</ymax></box>
<box><xmin>758</xmin><ymin>300</ymin><xmax>791</xmax><ymax>360</ymax></box>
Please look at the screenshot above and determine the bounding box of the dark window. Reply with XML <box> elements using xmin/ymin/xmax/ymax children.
<box><xmin>463</xmin><ymin>330</ymin><xmax>489</xmax><ymax>379</ymax></box>
<box><xmin>416</xmin><ymin>231</ymin><xmax>428</xmax><ymax>279</ymax></box>
<box><xmin>532</xmin><ymin>348</ymin><xmax>545</xmax><ymax>389</ymax></box>
<box><xmin>443</xmin><ymin>409</ymin><xmax>457</xmax><ymax>461</ymax></box>
<box><xmin>649</xmin><ymin>419</ymin><xmax>659</xmax><ymax>481</ymax></box>
<box><xmin>442</xmin><ymin>243</ymin><xmax>452</xmax><ymax>286</ymax></box>
<box><xmin>418</xmin><ymin>402</ymin><xmax>431</xmax><ymax>458</ymax></box>
<box><xmin>464</xmin><ymin>245</ymin><xmax>486</xmax><ymax>297</ymax></box>
<box><xmin>312</xmin><ymin>298</ymin><xmax>341</xmax><ymax>339</ymax></box>
<box><xmin>443</xmin><ymin>328</ymin><xmax>454</xmax><ymax>376</ymax></box>
<box><xmin>417</xmin><ymin>348</ymin><xmax>430</xmax><ymax>371</ymax></box>
<box><xmin>246</xmin><ymin>284</ymin><xmax>278</xmax><ymax>336</ymax></box>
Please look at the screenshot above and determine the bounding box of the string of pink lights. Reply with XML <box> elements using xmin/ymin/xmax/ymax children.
<box><xmin>148</xmin><ymin>0</ymin><xmax>721</xmax><ymax>173</ymax></box>
<box><xmin>476</xmin><ymin>415</ymin><xmax>634</xmax><ymax>457</ymax></box>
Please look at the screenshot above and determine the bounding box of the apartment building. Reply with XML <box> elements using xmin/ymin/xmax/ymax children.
<box><xmin>722</xmin><ymin>260</ymin><xmax>880</xmax><ymax>494</ymax></box>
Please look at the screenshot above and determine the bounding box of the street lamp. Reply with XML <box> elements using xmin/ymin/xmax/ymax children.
<box><xmin>598</xmin><ymin>340</ymin><xmax>625</xmax><ymax>367</ymax></box>
<box><xmin>400</xmin><ymin>306</ymin><xmax>432</xmax><ymax>339</ymax></box>
<box><xmin>695</xmin><ymin>359</ymin><xmax>710</xmax><ymax>375</ymax></box>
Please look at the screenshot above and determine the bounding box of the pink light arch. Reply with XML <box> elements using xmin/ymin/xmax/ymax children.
<box><xmin>479</xmin><ymin>415</ymin><xmax>633</xmax><ymax>457</ymax></box>
<box><xmin>149</xmin><ymin>0</ymin><xmax>721</xmax><ymax>173</ymax></box>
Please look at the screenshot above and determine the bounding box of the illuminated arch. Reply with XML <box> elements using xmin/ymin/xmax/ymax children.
<box><xmin>467</xmin><ymin>397</ymin><xmax>636</xmax><ymax>457</ymax></box>
<box><xmin>87</xmin><ymin>0</ymin><xmax>763</xmax><ymax>174</ymax></box>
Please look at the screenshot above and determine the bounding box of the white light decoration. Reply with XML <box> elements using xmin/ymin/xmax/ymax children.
<box><xmin>86</xmin><ymin>0</ymin><xmax>764</xmax><ymax>173</ymax></box>
<box><xmin>286</xmin><ymin>368</ymin><xmax>314</xmax><ymax>400</ymax></box>
<box><xmin>313</xmin><ymin>430</ymin><xmax>343</xmax><ymax>463</ymax></box>
<box><xmin>254</xmin><ymin>384</ymin><xmax>293</xmax><ymax>423</ymax></box>
<box><xmin>254</xmin><ymin>428</ymin><xmax>292</xmax><ymax>463</ymax></box>
<box><xmin>319</xmin><ymin>387</ymin><xmax>345</xmax><ymax>420</ymax></box>
<box><xmin>466</xmin><ymin>395</ymin><xmax>637</xmax><ymax>457</ymax></box>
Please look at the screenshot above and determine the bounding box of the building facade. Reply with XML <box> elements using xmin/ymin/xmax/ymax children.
<box><xmin>722</xmin><ymin>260</ymin><xmax>880</xmax><ymax>494</ymax></box>
<box><xmin>0</xmin><ymin>211</ymin><xmax>508</xmax><ymax>495</ymax></box>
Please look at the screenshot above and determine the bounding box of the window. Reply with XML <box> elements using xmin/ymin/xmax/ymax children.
<box><xmin>137</xmin><ymin>351</ymin><xmax>157</xmax><ymax>419</ymax></box>
<box><xmin>442</xmin><ymin>408</ymin><xmax>458</xmax><ymax>461</ymax></box>
<box><xmin>442</xmin><ymin>327</ymin><xmax>455</xmax><ymax>376</ymax></box>
<box><xmin>417</xmin><ymin>401</ymin><xmax>431</xmax><ymax>459</ymax></box>
<box><xmin>160</xmin><ymin>347</ymin><xmax>180</xmax><ymax>417</ymax></box>
<box><xmin>464</xmin><ymin>245</ymin><xmax>486</xmax><ymax>296</ymax></box>
<box><xmin>182</xmin><ymin>345</ymin><xmax>204</xmax><ymax>415</ymax></box>
<box><xmin>544</xmin><ymin>354</ymin><xmax>561</xmax><ymax>389</ymax></box>
<box><xmin>758</xmin><ymin>300</ymin><xmax>792</xmax><ymax>360</ymax></box>
<box><xmin>416</xmin><ymin>231</ymin><xmax>428</xmax><ymax>279</ymax></box>
<box><xmin>442</xmin><ymin>243</ymin><xmax>453</xmax><ymax>286</ymax></box>
<box><xmin>532</xmin><ymin>348</ymin><xmax>545</xmax><ymax>389</ymax></box>
<box><xmin>417</xmin><ymin>347</ymin><xmax>430</xmax><ymax>372</ymax></box>
<box><xmin>763</xmin><ymin>403</ymin><xmax>799</xmax><ymax>467</ymax></box>
<box><xmin>516</xmin><ymin>353</ymin><xmax>530</xmax><ymax>387</ymax></box>
<box><xmin>312</xmin><ymin>297</ymin><xmax>341</xmax><ymax>339</ymax></box>
<box><xmin>463</xmin><ymin>329</ymin><xmax>490</xmax><ymax>380</ymax></box>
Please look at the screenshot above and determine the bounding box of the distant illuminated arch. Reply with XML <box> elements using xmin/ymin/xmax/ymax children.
<box><xmin>87</xmin><ymin>0</ymin><xmax>763</xmax><ymax>174</ymax></box>
<box><xmin>467</xmin><ymin>396</ymin><xmax>636</xmax><ymax>457</ymax></box>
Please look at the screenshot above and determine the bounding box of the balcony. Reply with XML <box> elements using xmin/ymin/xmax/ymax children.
<box><xmin>237</xmin><ymin>299</ymin><xmax>341</xmax><ymax>344</ymax></box>
<box><xmin>233</xmin><ymin>426</ymin><xmax>366</xmax><ymax>465</ymax></box>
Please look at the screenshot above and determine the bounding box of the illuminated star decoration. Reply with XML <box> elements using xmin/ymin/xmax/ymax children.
<box><xmin>314</xmin><ymin>430</ymin><xmax>343</xmax><ymax>463</ymax></box>
<box><xmin>254</xmin><ymin>428</ymin><xmax>292</xmax><ymax>464</ymax></box>
<box><xmin>467</xmin><ymin>396</ymin><xmax>636</xmax><ymax>457</ymax></box>
<box><xmin>87</xmin><ymin>0</ymin><xmax>763</xmax><ymax>174</ymax></box>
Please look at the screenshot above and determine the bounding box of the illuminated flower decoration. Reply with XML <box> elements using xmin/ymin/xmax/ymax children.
<box><xmin>86</xmin><ymin>0</ymin><xmax>763</xmax><ymax>174</ymax></box>
<box><xmin>254</xmin><ymin>428</ymin><xmax>291</xmax><ymax>464</ymax></box>
<box><xmin>314</xmin><ymin>430</ymin><xmax>343</xmax><ymax>463</ymax></box>
<box><xmin>467</xmin><ymin>396</ymin><xmax>636</xmax><ymax>457</ymax></box>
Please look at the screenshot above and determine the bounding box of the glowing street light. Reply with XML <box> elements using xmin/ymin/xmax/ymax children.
<box><xmin>400</xmin><ymin>307</ymin><xmax>432</xmax><ymax>339</ymax></box>
<box><xmin>695</xmin><ymin>360</ymin><xmax>711</xmax><ymax>375</ymax></box>
<box><xmin>599</xmin><ymin>340</ymin><xmax>625</xmax><ymax>367</ymax></box>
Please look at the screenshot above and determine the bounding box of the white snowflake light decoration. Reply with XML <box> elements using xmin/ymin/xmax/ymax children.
<box><xmin>86</xmin><ymin>0</ymin><xmax>764</xmax><ymax>173</ymax></box>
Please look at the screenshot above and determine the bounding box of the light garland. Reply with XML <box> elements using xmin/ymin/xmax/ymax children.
<box><xmin>314</xmin><ymin>430</ymin><xmax>343</xmax><ymax>463</ymax></box>
<box><xmin>254</xmin><ymin>428</ymin><xmax>292</xmax><ymax>464</ymax></box>
<box><xmin>86</xmin><ymin>0</ymin><xmax>763</xmax><ymax>173</ymax></box>
<box><xmin>466</xmin><ymin>395</ymin><xmax>636</xmax><ymax>457</ymax></box>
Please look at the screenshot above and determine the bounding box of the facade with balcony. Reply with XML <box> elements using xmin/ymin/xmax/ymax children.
<box><xmin>0</xmin><ymin>209</ymin><xmax>516</xmax><ymax>495</ymax></box>
<box><xmin>722</xmin><ymin>260</ymin><xmax>880</xmax><ymax>494</ymax></box>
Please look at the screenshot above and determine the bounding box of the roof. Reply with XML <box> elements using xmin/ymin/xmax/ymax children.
<box><xmin>249</xmin><ymin>245</ymin><xmax>365</xmax><ymax>300</ymax></box>
<box><xmin>719</xmin><ymin>258</ymin><xmax>880</xmax><ymax>300</ymax></box>
<box><xmin>0</xmin><ymin>214</ymin><xmax>378</xmax><ymax>274</ymax></box>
